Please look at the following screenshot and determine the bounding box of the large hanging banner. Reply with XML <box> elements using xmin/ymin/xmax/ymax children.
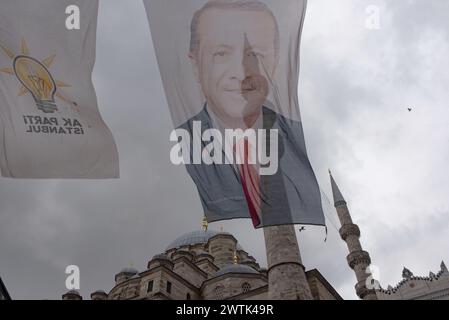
<box><xmin>0</xmin><ymin>0</ymin><xmax>119</xmax><ymax>178</ymax></box>
<box><xmin>144</xmin><ymin>0</ymin><xmax>324</xmax><ymax>228</ymax></box>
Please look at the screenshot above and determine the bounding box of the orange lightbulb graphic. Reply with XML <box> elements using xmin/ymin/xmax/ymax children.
<box><xmin>13</xmin><ymin>55</ymin><xmax>57</xmax><ymax>113</ymax></box>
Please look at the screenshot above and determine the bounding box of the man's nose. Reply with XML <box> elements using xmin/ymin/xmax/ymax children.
<box><xmin>227</xmin><ymin>53</ymin><xmax>247</xmax><ymax>81</ymax></box>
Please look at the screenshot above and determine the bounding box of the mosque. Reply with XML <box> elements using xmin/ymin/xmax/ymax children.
<box><xmin>58</xmin><ymin>173</ymin><xmax>449</xmax><ymax>300</ymax></box>
<box><xmin>1</xmin><ymin>174</ymin><xmax>447</xmax><ymax>300</ymax></box>
<box><xmin>64</xmin><ymin>228</ymin><xmax>342</xmax><ymax>300</ymax></box>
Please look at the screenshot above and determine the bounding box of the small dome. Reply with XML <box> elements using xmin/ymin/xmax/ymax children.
<box><xmin>166</xmin><ymin>230</ymin><xmax>236</xmax><ymax>250</ymax></box>
<box><xmin>152</xmin><ymin>253</ymin><xmax>170</xmax><ymax>261</ymax></box>
<box><xmin>148</xmin><ymin>253</ymin><xmax>174</xmax><ymax>270</ymax></box>
<box><xmin>195</xmin><ymin>250</ymin><xmax>214</xmax><ymax>262</ymax></box>
<box><xmin>119</xmin><ymin>267</ymin><xmax>138</xmax><ymax>275</ymax></box>
<box><xmin>172</xmin><ymin>249</ymin><xmax>194</xmax><ymax>260</ymax></box>
<box><xmin>175</xmin><ymin>249</ymin><xmax>192</xmax><ymax>255</ymax></box>
<box><xmin>197</xmin><ymin>250</ymin><xmax>213</xmax><ymax>257</ymax></box>
<box><xmin>66</xmin><ymin>289</ymin><xmax>80</xmax><ymax>295</ymax></box>
<box><xmin>62</xmin><ymin>289</ymin><xmax>82</xmax><ymax>300</ymax></box>
<box><xmin>92</xmin><ymin>290</ymin><xmax>106</xmax><ymax>294</ymax></box>
<box><xmin>215</xmin><ymin>264</ymin><xmax>259</xmax><ymax>277</ymax></box>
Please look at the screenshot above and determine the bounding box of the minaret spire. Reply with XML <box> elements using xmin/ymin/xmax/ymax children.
<box><xmin>329</xmin><ymin>171</ymin><xmax>377</xmax><ymax>300</ymax></box>
<box><xmin>329</xmin><ymin>169</ymin><xmax>346</xmax><ymax>206</ymax></box>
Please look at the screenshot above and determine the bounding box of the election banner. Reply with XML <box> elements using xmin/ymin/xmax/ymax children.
<box><xmin>0</xmin><ymin>0</ymin><xmax>119</xmax><ymax>178</ymax></box>
<box><xmin>144</xmin><ymin>0</ymin><xmax>324</xmax><ymax>227</ymax></box>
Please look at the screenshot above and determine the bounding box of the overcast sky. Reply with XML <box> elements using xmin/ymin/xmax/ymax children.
<box><xmin>1</xmin><ymin>0</ymin><xmax>448</xmax><ymax>300</ymax></box>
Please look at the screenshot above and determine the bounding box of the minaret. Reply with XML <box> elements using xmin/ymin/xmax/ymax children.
<box><xmin>264</xmin><ymin>225</ymin><xmax>313</xmax><ymax>300</ymax></box>
<box><xmin>329</xmin><ymin>171</ymin><xmax>377</xmax><ymax>300</ymax></box>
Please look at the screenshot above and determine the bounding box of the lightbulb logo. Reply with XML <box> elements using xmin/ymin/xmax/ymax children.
<box><xmin>0</xmin><ymin>38</ymin><xmax>73</xmax><ymax>113</ymax></box>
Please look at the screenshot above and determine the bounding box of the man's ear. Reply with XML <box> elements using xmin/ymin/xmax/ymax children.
<box><xmin>188</xmin><ymin>52</ymin><xmax>200</xmax><ymax>83</ymax></box>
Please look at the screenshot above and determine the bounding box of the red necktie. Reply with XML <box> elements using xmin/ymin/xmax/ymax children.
<box><xmin>235</xmin><ymin>138</ymin><xmax>261</xmax><ymax>228</ymax></box>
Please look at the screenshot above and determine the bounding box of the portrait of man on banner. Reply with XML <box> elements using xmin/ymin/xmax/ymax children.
<box><xmin>145</xmin><ymin>0</ymin><xmax>325</xmax><ymax>228</ymax></box>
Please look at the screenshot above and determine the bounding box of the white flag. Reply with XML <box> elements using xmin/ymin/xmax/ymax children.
<box><xmin>0</xmin><ymin>0</ymin><xmax>119</xmax><ymax>178</ymax></box>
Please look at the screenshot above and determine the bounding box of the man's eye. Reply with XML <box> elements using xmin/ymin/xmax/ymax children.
<box><xmin>214</xmin><ymin>51</ymin><xmax>228</xmax><ymax>57</ymax></box>
<box><xmin>247</xmin><ymin>51</ymin><xmax>263</xmax><ymax>58</ymax></box>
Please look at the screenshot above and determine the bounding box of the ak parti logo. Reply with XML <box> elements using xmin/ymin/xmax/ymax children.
<box><xmin>0</xmin><ymin>38</ymin><xmax>76</xmax><ymax>113</ymax></box>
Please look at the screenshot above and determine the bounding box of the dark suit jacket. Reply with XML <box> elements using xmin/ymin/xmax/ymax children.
<box><xmin>178</xmin><ymin>105</ymin><xmax>324</xmax><ymax>227</ymax></box>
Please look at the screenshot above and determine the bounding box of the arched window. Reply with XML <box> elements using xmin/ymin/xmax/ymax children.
<box><xmin>214</xmin><ymin>285</ymin><xmax>224</xmax><ymax>300</ymax></box>
<box><xmin>242</xmin><ymin>282</ymin><xmax>251</xmax><ymax>293</ymax></box>
<box><xmin>166</xmin><ymin>281</ymin><xmax>172</xmax><ymax>294</ymax></box>
<box><xmin>147</xmin><ymin>280</ymin><xmax>154</xmax><ymax>293</ymax></box>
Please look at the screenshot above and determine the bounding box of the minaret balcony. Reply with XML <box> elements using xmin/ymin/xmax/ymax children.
<box><xmin>347</xmin><ymin>250</ymin><xmax>371</xmax><ymax>269</ymax></box>
<box><xmin>339</xmin><ymin>223</ymin><xmax>361</xmax><ymax>241</ymax></box>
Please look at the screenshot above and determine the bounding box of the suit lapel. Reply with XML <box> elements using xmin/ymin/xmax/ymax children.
<box><xmin>198</xmin><ymin>106</ymin><xmax>242</xmax><ymax>184</ymax></box>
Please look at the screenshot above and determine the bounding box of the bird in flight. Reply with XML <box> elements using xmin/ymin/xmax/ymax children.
<box><xmin>299</xmin><ymin>226</ymin><xmax>306</xmax><ymax>232</ymax></box>
<box><xmin>407</xmin><ymin>108</ymin><xmax>413</xmax><ymax>112</ymax></box>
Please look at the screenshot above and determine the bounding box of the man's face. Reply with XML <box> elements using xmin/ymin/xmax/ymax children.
<box><xmin>191</xmin><ymin>8</ymin><xmax>278</xmax><ymax>127</ymax></box>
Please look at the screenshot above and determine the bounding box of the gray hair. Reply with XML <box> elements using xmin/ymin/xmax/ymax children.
<box><xmin>189</xmin><ymin>0</ymin><xmax>280</xmax><ymax>61</ymax></box>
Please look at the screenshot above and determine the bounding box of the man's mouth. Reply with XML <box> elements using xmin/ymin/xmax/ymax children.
<box><xmin>242</xmin><ymin>77</ymin><xmax>263</xmax><ymax>91</ymax></box>
<box><xmin>225</xmin><ymin>89</ymin><xmax>255</xmax><ymax>94</ymax></box>
<box><xmin>223</xmin><ymin>76</ymin><xmax>267</xmax><ymax>95</ymax></box>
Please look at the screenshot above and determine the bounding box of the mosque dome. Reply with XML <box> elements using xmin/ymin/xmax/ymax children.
<box><xmin>166</xmin><ymin>230</ymin><xmax>242</xmax><ymax>251</ymax></box>
<box><xmin>215</xmin><ymin>264</ymin><xmax>259</xmax><ymax>277</ymax></box>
